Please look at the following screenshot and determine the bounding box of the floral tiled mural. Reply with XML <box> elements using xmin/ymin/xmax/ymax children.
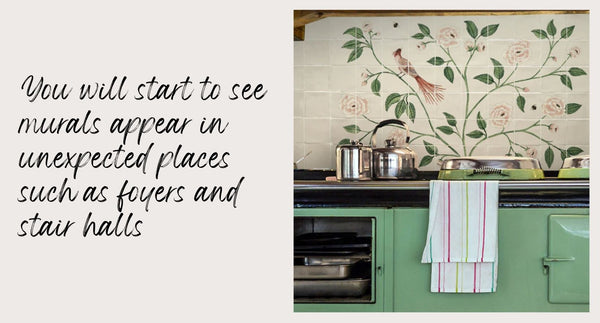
<box><xmin>294</xmin><ymin>13</ymin><xmax>589</xmax><ymax>170</ymax></box>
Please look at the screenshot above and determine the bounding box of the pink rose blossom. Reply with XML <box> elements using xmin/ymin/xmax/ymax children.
<box><xmin>363</xmin><ymin>24</ymin><xmax>372</xmax><ymax>33</ymax></box>
<box><xmin>569</xmin><ymin>47</ymin><xmax>581</xmax><ymax>58</ymax></box>
<box><xmin>549</xmin><ymin>123</ymin><xmax>559</xmax><ymax>133</ymax></box>
<box><xmin>504</xmin><ymin>41</ymin><xmax>530</xmax><ymax>65</ymax></box>
<box><xmin>437</xmin><ymin>27</ymin><xmax>459</xmax><ymax>48</ymax></box>
<box><xmin>464</xmin><ymin>40</ymin><xmax>475</xmax><ymax>51</ymax></box>
<box><xmin>361</xmin><ymin>80</ymin><xmax>367</xmax><ymax>86</ymax></box>
<box><xmin>360</xmin><ymin>72</ymin><xmax>368</xmax><ymax>79</ymax></box>
<box><xmin>490</xmin><ymin>104</ymin><xmax>512</xmax><ymax>127</ymax></box>
<box><xmin>477</xmin><ymin>43</ymin><xmax>486</xmax><ymax>52</ymax></box>
<box><xmin>526</xmin><ymin>147</ymin><xmax>538</xmax><ymax>158</ymax></box>
<box><xmin>523</xmin><ymin>87</ymin><xmax>530</xmax><ymax>92</ymax></box>
<box><xmin>542</xmin><ymin>97</ymin><xmax>565</xmax><ymax>117</ymax></box>
<box><xmin>550</xmin><ymin>56</ymin><xmax>557</xmax><ymax>62</ymax></box>
<box><xmin>340</xmin><ymin>95</ymin><xmax>369</xmax><ymax>116</ymax></box>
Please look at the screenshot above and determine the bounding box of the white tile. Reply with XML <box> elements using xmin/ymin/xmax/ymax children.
<box><xmin>294</xmin><ymin>42</ymin><xmax>304</xmax><ymax>66</ymax></box>
<box><xmin>294</xmin><ymin>91</ymin><xmax>305</xmax><ymax>117</ymax></box>
<box><xmin>303</xmin><ymin>143</ymin><xmax>334</xmax><ymax>170</ymax></box>
<box><xmin>294</xmin><ymin>117</ymin><xmax>305</xmax><ymax>142</ymax></box>
<box><xmin>303</xmin><ymin>66</ymin><xmax>329</xmax><ymax>91</ymax></box>
<box><xmin>330</xmin><ymin>66</ymin><xmax>358</xmax><ymax>92</ymax></box>
<box><xmin>304</xmin><ymin>118</ymin><xmax>331</xmax><ymax>144</ymax></box>
<box><xmin>294</xmin><ymin>67</ymin><xmax>304</xmax><ymax>91</ymax></box>
<box><xmin>304</xmin><ymin>40</ymin><xmax>330</xmax><ymax>65</ymax></box>
<box><xmin>304</xmin><ymin>91</ymin><xmax>330</xmax><ymax>118</ymax></box>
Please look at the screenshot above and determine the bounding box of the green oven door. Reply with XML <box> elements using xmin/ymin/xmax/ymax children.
<box><xmin>545</xmin><ymin>214</ymin><xmax>589</xmax><ymax>304</ymax></box>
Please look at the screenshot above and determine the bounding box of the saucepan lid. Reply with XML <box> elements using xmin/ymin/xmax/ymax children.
<box><xmin>560</xmin><ymin>155</ymin><xmax>589</xmax><ymax>169</ymax></box>
<box><xmin>440</xmin><ymin>156</ymin><xmax>542</xmax><ymax>170</ymax></box>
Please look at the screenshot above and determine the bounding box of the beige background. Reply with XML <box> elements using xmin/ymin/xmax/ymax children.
<box><xmin>0</xmin><ymin>0</ymin><xmax>597</xmax><ymax>322</ymax></box>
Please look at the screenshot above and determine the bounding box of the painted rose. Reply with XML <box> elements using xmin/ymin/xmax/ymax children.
<box><xmin>387</xmin><ymin>129</ymin><xmax>407</xmax><ymax>147</ymax></box>
<box><xmin>416</xmin><ymin>42</ymin><xmax>426</xmax><ymax>50</ymax></box>
<box><xmin>363</xmin><ymin>24</ymin><xmax>372</xmax><ymax>33</ymax></box>
<box><xmin>504</xmin><ymin>41</ymin><xmax>530</xmax><ymax>64</ymax></box>
<box><xmin>542</xmin><ymin>97</ymin><xmax>564</xmax><ymax>117</ymax></box>
<box><xmin>464</xmin><ymin>40</ymin><xmax>475</xmax><ymax>51</ymax></box>
<box><xmin>490</xmin><ymin>104</ymin><xmax>512</xmax><ymax>127</ymax></box>
<box><xmin>569</xmin><ymin>47</ymin><xmax>581</xmax><ymax>58</ymax></box>
<box><xmin>549</xmin><ymin>123</ymin><xmax>559</xmax><ymax>133</ymax></box>
<box><xmin>526</xmin><ymin>147</ymin><xmax>538</xmax><ymax>158</ymax></box>
<box><xmin>340</xmin><ymin>95</ymin><xmax>369</xmax><ymax>116</ymax></box>
<box><xmin>437</xmin><ymin>27</ymin><xmax>458</xmax><ymax>48</ymax></box>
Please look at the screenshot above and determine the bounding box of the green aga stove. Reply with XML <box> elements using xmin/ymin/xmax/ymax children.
<box><xmin>293</xmin><ymin>156</ymin><xmax>589</xmax><ymax>312</ymax></box>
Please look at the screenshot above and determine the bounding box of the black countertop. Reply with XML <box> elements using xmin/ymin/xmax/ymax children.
<box><xmin>293</xmin><ymin>171</ymin><xmax>589</xmax><ymax>208</ymax></box>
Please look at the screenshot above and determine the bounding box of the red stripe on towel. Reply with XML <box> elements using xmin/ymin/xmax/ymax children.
<box><xmin>438</xmin><ymin>263</ymin><xmax>441</xmax><ymax>292</ymax></box>
<box><xmin>447</xmin><ymin>182</ymin><xmax>451</xmax><ymax>262</ymax></box>
<box><xmin>473</xmin><ymin>263</ymin><xmax>477</xmax><ymax>293</ymax></box>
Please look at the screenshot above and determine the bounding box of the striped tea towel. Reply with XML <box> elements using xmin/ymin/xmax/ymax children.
<box><xmin>421</xmin><ymin>180</ymin><xmax>499</xmax><ymax>293</ymax></box>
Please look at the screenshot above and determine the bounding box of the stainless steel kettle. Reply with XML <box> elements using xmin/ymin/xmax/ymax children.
<box><xmin>336</xmin><ymin>141</ymin><xmax>372</xmax><ymax>181</ymax></box>
<box><xmin>370</xmin><ymin>119</ymin><xmax>418</xmax><ymax>179</ymax></box>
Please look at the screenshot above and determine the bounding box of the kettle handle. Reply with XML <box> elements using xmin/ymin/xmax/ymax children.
<box><xmin>370</xmin><ymin>119</ymin><xmax>410</xmax><ymax>148</ymax></box>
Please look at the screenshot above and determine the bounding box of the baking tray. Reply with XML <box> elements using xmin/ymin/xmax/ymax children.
<box><xmin>294</xmin><ymin>264</ymin><xmax>353</xmax><ymax>279</ymax></box>
<box><xmin>294</xmin><ymin>278</ymin><xmax>371</xmax><ymax>298</ymax></box>
<box><xmin>296</xmin><ymin>254</ymin><xmax>370</xmax><ymax>266</ymax></box>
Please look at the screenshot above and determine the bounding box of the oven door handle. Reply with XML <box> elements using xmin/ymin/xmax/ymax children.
<box><xmin>542</xmin><ymin>256</ymin><xmax>575</xmax><ymax>274</ymax></box>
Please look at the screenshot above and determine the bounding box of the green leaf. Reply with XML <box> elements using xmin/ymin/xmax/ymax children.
<box><xmin>423</xmin><ymin>140</ymin><xmax>438</xmax><ymax>155</ymax></box>
<box><xmin>395</xmin><ymin>100</ymin><xmax>407</xmax><ymax>119</ymax></box>
<box><xmin>490</xmin><ymin>58</ymin><xmax>504</xmax><ymax>80</ymax></box>
<box><xmin>419</xmin><ymin>155</ymin><xmax>434</xmax><ymax>167</ymax></box>
<box><xmin>443</xmin><ymin>112</ymin><xmax>457</xmax><ymax>127</ymax></box>
<box><xmin>343</xmin><ymin>27</ymin><xmax>364</xmax><ymax>39</ymax></box>
<box><xmin>408</xmin><ymin>102</ymin><xmax>416</xmax><ymax>123</ymax></box>
<box><xmin>418</xmin><ymin>23</ymin><xmax>431</xmax><ymax>36</ymax></box>
<box><xmin>560</xmin><ymin>149</ymin><xmax>567</xmax><ymax>160</ymax></box>
<box><xmin>338</xmin><ymin>138</ymin><xmax>351</xmax><ymax>145</ymax></box>
<box><xmin>465</xmin><ymin>20</ymin><xmax>478</xmax><ymax>39</ymax></box>
<box><xmin>531</xmin><ymin>29</ymin><xmax>548</xmax><ymax>39</ymax></box>
<box><xmin>412</xmin><ymin>33</ymin><xmax>425</xmax><ymax>40</ymax></box>
<box><xmin>560</xmin><ymin>25</ymin><xmax>575</xmax><ymax>39</ymax></box>
<box><xmin>427</xmin><ymin>57</ymin><xmax>445</xmax><ymax>66</ymax></box>
<box><xmin>516</xmin><ymin>95</ymin><xmax>525</xmax><ymax>112</ymax></box>
<box><xmin>480</xmin><ymin>24</ymin><xmax>499</xmax><ymax>37</ymax></box>
<box><xmin>344</xmin><ymin>124</ymin><xmax>361</xmax><ymax>134</ymax></box>
<box><xmin>560</xmin><ymin>74</ymin><xmax>572</xmax><ymax>90</ymax></box>
<box><xmin>385</xmin><ymin>93</ymin><xmax>402</xmax><ymax>111</ymax></box>
<box><xmin>515</xmin><ymin>152</ymin><xmax>523</xmax><ymax>157</ymax></box>
<box><xmin>437</xmin><ymin>126</ymin><xmax>454</xmax><ymax>135</ymax></box>
<box><xmin>476</xmin><ymin>111</ymin><xmax>487</xmax><ymax>131</ymax></box>
<box><xmin>565</xmin><ymin>103</ymin><xmax>582</xmax><ymax>114</ymax></box>
<box><xmin>347</xmin><ymin>47</ymin><xmax>363</xmax><ymax>62</ymax></box>
<box><xmin>569</xmin><ymin>67</ymin><xmax>587</xmax><ymax>76</ymax></box>
<box><xmin>443</xmin><ymin>66</ymin><xmax>454</xmax><ymax>83</ymax></box>
<box><xmin>466</xmin><ymin>130</ymin><xmax>485</xmax><ymax>139</ymax></box>
<box><xmin>371</xmin><ymin>79</ymin><xmax>381</xmax><ymax>96</ymax></box>
<box><xmin>474</xmin><ymin>74</ymin><xmax>495</xmax><ymax>85</ymax></box>
<box><xmin>547</xmin><ymin>20</ymin><xmax>557</xmax><ymax>36</ymax></box>
<box><xmin>341</xmin><ymin>40</ymin><xmax>358</xmax><ymax>49</ymax></box>
<box><xmin>567</xmin><ymin>146</ymin><xmax>583</xmax><ymax>156</ymax></box>
<box><xmin>544</xmin><ymin>147</ymin><xmax>554</xmax><ymax>168</ymax></box>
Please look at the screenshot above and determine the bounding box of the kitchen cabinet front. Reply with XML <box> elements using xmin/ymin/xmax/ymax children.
<box><xmin>294</xmin><ymin>206</ymin><xmax>589</xmax><ymax>312</ymax></box>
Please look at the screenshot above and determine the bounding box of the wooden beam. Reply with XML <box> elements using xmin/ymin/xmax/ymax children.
<box><xmin>293</xmin><ymin>9</ymin><xmax>589</xmax><ymax>40</ymax></box>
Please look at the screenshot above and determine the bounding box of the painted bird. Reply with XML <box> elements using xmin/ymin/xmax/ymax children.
<box><xmin>393</xmin><ymin>48</ymin><xmax>444</xmax><ymax>105</ymax></box>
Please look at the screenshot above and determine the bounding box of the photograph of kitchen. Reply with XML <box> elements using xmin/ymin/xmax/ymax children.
<box><xmin>293</xmin><ymin>10</ymin><xmax>589</xmax><ymax>312</ymax></box>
